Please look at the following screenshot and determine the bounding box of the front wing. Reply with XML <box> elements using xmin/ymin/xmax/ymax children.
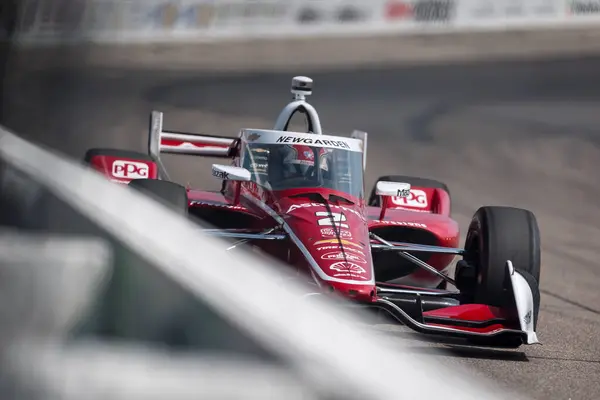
<box><xmin>371</xmin><ymin>260</ymin><xmax>539</xmax><ymax>345</ymax></box>
<box><xmin>202</xmin><ymin>228</ymin><xmax>540</xmax><ymax>346</ymax></box>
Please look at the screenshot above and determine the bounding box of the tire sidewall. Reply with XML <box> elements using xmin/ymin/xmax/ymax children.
<box><xmin>465</xmin><ymin>208</ymin><xmax>509</xmax><ymax>307</ymax></box>
<box><xmin>465</xmin><ymin>206</ymin><xmax>541</xmax><ymax>310</ymax></box>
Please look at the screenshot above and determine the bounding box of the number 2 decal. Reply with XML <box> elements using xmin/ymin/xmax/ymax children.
<box><xmin>315</xmin><ymin>211</ymin><xmax>349</xmax><ymax>229</ymax></box>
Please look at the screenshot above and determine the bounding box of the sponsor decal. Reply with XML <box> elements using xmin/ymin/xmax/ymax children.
<box><xmin>569</xmin><ymin>0</ymin><xmax>600</xmax><ymax>14</ymax></box>
<box><xmin>372</xmin><ymin>220</ymin><xmax>428</xmax><ymax>228</ymax></box>
<box><xmin>190</xmin><ymin>201</ymin><xmax>246</xmax><ymax>211</ymax></box>
<box><xmin>212</xmin><ymin>1</ymin><xmax>288</xmax><ymax>25</ymax></box>
<box><xmin>320</xmin><ymin>228</ymin><xmax>352</xmax><ymax>238</ymax></box>
<box><xmin>316</xmin><ymin>246</ymin><xmax>367</xmax><ymax>257</ymax></box>
<box><xmin>112</xmin><ymin>160</ymin><xmax>149</xmax><ymax>179</ymax></box>
<box><xmin>212</xmin><ymin>168</ymin><xmax>229</xmax><ymax>180</ymax></box>
<box><xmin>396</xmin><ymin>188</ymin><xmax>411</xmax><ymax>197</ymax></box>
<box><xmin>316</xmin><ymin>211</ymin><xmax>349</xmax><ymax>229</ymax></box>
<box><xmin>385</xmin><ymin>1</ymin><xmax>413</xmax><ymax>18</ymax></box>
<box><xmin>321</xmin><ymin>251</ymin><xmax>367</xmax><ymax>264</ymax></box>
<box><xmin>390</xmin><ymin>189</ymin><xmax>428</xmax><ymax>208</ymax></box>
<box><xmin>242</xmin><ymin>182</ymin><xmax>269</xmax><ymax>202</ymax></box>
<box><xmin>251</xmin><ymin>148</ymin><xmax>269</xmax><ymax>153</ymax></box>
<box><xmin>286</xmin><ymin>203</ymin><xmax>364</xmax><ymax>220</ymax></box>
<box><xmin>144</xmin><ymin>3</ymin><xmax>214</xmax><ymax>30</ymax></box>
<box><xmin>287</xmin><ymin>158</ymin><xmax>318</xmax><ymax>167</ymax></box>
<box><xmin>314</xmin><ymin>239</ymin><xmax>362</xmax><ymax>249</ymax></box>
<box><xmin>524</xmin><ymin>310</ymin><xmax>532</xmax><ymax>325</ymax></box>
<box><xmin>297</xmin><ymin>5</ymin><xmax>367</xmax><ymax>24</ymax></box>
<box><xmin>250</xmin><ymin>162</ymin><xmax>268</xmax><ymax>172</ymax></box>
<box><xmin>468</xmin><ymin>0</ymin><xmax>557</xmax><ymax>18</ymax></box>
<box><xmin>249</xmin><ymin>154</ymin><xmax>268</xmax><ymax>161</ymax></box>
<box><xmin>276</xmin><ymin>135</ymin><xmax>351</xmax><ymax>150</ymax></box>
<box><xmin>393</xmin><ymin>207</ymin><xmax>430</xmax><ymax>213</ymax></box>
<box><xmin>385</xmin><ymin>0</ymin><xmax>455</xmax><ymax>22</ymax></box>
<box><xmin>329</xmin><ymin>261</ymin><xmax>368</xmax><ymax>280</ymax></box>
<box><xmin>413</xmin><ymin>0</ymin><xmax>455</xmax><ymax>21</ymax></box>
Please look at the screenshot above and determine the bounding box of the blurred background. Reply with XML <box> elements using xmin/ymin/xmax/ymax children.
<box><xmin>2</xmin><ymin>1</ymin><xmax>600</xmax><ymax>399</ymax></box>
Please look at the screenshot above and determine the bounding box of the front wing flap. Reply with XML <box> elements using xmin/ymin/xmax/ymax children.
<box><xmin>374</xmin><ymin>261</ymin><xmax>540</xmax><ymax>345</ymax></box>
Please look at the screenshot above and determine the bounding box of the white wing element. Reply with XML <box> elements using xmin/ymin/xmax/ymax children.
<box><xmin>149</xmin><ymin>111</ymin><xmax>235</xmax><ymax>158</ymax></box>
<box><xmin>211</xmin><ymin>164</ymin><xmax>251</xmax><ymax>182</ymax></box>
<box><xmin>507</xmin><ymin>260</ymin><xmax>541</xmax><ymax>345</ymax></box>
<box><xmin>376</xmin><ymin>181</ymin><xmax>411</xmax><ymax>198</ymax></box>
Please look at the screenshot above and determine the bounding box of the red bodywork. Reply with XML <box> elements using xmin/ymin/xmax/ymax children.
<box><xmin>185</xmin><ymin>181</ymin><xmax>522</xmax><ymax>340</ymax></box>
<box><xmin>87</xmin><ymin>145</ymin><xmax>460</xmax><ymax>300</ymax></box>
<box><xmin>186</xmin><ymin>161</ymin><xmax>459</xmax><ymax>303</ymax></box>
<box><xmin>88</xmin><ymin>155</ymin><xmax>159</xmax><ymax>184</ymax></box>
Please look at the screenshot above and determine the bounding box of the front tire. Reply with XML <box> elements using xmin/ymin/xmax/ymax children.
<box><xmin>463</xmin><ymin>206</ymin><xmax>541</xmax><ymax>327</ymax></box>
<box><xmin>460</xmin><ymin>206</ymin><xmax>541</xmax><ymax>347</ymax></box>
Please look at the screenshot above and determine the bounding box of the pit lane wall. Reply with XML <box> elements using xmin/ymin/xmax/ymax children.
<box><xmin>12</xmin><ymin>0</ymin><xmax>600</xmax><ymax>45</ymax></box>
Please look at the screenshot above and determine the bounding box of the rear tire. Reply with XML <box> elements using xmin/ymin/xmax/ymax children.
<box><xmin>368</xmin><ymin>175</ymin><xmax>450</xmax><ymax>210</ymax></box>
<box><xmin>128</xmin><ymin>179</ymin><xmax>188</xmax><ymax>216</ymax></box>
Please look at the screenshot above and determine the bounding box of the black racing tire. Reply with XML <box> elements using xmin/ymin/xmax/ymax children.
<box><xmin>368</xmin><ymin>175</ymin><xmax>451</xmax><ymax>209</ymax></box>
<box><xmin>128</xmin><ymin>179</ymin><xmax>188</xmax><ymax>216</ymax></box>
<box><xmin>84</xmin><ymin>148</ymin><xmax>153</xmax><ymax>164</ymax></box>
<box><xmin>464</xmin><ymin>206</ymin><xmax>541</xmax><ymax>322</ymax></box>
<box><xmin>462</xmin><ymin>206</ymin><xmax>541</xmax><ymax>347</ymax></box>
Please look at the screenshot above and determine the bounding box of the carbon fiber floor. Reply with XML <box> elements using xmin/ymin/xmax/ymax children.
<box><xmin>5</xmin><ymin>56</ymin><xmax>600</xmax><ymax>400</ymax></box>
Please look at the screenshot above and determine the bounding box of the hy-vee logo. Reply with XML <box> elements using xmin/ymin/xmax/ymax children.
<box><xmin>276</xmin><ymin>135</ymin><xmax>351</xmax><ymax>150</ymax></box>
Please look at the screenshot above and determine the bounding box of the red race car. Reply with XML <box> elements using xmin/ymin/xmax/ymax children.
<box><xmin>85</xmin><ymin>76</ymin><xmax>541</xmax><ymax>348</ymax></box>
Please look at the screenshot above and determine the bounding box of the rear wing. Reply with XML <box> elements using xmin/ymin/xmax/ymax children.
<box><xmin>148</xmin><ymin>111</ymin><xmax>237</xmax><ymax>178</ymax></box>
<box><xmin>149</xmin><ymin>75</ymin><xmax>370</xmax><ymax>180</ymax></box>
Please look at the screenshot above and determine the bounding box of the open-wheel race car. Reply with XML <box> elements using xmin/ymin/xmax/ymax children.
<box><xmin>84</xmin><ymin>76</ymin><xmax>541</xmax><ymax>348</ymax></box>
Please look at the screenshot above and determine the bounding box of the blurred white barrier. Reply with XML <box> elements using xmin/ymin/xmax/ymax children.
<box><xmin>0</xmin><ymin>123</ymin><xmax>521</xmax><ymax>399</ymax></box>
<box><xmin>12</xmin><ymin>0</ymin><xmax>600</xmax><ymax>45</ymax></box>
<box><xmin>0</xmin><ymin>232</ymin><xmax>111</xmax><ymax>346</ymax></box>
<box><xmin>9</xmin><ymin>342</ymin><xmax>321</xmax><ymax>400</ymax></box>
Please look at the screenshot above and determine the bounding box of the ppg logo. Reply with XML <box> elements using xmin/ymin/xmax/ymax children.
<box><xmin>112</xmin><ymin>160</ymin><xmax>149</xmax><ymax>179</ymax></box>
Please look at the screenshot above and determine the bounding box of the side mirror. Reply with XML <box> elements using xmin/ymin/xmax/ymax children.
<box><xmin>211</xmin><ymin>164</ymin><xmax>251</xmax><ymax>182</ymax></box>
<box><xmin>376</xmin><ymin>181</ymin><xmax>411</xmax><ymax>198</ymax></box>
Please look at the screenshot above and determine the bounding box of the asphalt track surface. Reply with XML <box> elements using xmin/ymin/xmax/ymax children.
<box><xmin>5</xmin><ymin>55</ymin><xmax>600</xmax><ymax>399</ymax></box>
